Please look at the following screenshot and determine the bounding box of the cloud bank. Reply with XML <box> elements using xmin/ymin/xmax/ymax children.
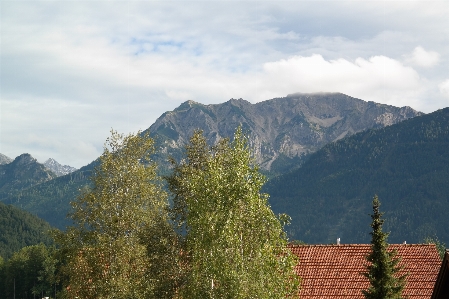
<box><xmin>1</xmin><ymin>1</ymin><xmax>448</xmax><ymax>167</ymax></box>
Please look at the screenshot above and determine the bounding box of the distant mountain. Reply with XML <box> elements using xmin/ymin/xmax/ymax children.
<box><xmin>0</xmin><ymin>153</ymin><xmax>12</xmax><ymax>165</ymax></box>
<box><xmin>44</xmin><ymin>158</ymin><xmax>77</xmax><ymax>177</ymax></box>
<box><xmin>264</xmin><ymin>107</ymin><xmax>449</xmax><ymax>246</ymax></box>
<box><xmin>0</xmin><ymin>94</ymin><xmax>422</xmax><ymax>229</ymax></box>
<box><xmin>0</xmin><ymin>202</ymin><xmax>54</xmax><ymax>259</ymax></box>
<box><xmin>2</xmin><ymin>160</ymin><xmax>97</xmax><ymax>229</ymax></box>
<box><xmin>0</xmin><ymin>154</ymin><xmax>57</xmax><ymax>197</ymax></box>
<box><xmin>147</xmin><ymin>93</ymin><xmax>421</xmax><ymax>175</ymax></box>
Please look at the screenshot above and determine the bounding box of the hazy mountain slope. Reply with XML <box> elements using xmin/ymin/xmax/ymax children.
<box><xmin>264</xmin><ymin>108</ymin><xmax>449</xmax><ymax>245</ymax></box>
<box><xmin>2</xmin><ymin>160</ymin><xmax>97</xmax><ymax>229</ymax></box>
<box><xmin>44</xmin><ymin>158</ymin><xmax>77</xmax><ymax>177</ymax></box>
<box><xmin>0</xmin><ymin>153</ymin><xmax>12</xmax><ymax>165</ymax></box>
<box><xmin>0</xmin><ymin>154</ymin><xmax>57</xmax><ymax>197</ymax></box>
<box><xmin>147</xmin><ymin>93</ymin><xmax>421</xmax><ymax>175</ymax></box>
<box><xmin>0</xmin><ymin>202</ymin><xmax>54</xmax><ymax>259</ymax></box>
<box><xmin>1</xmin><ymin>94</ymin><xmax>421</xmax><ymax>229</ymax></box>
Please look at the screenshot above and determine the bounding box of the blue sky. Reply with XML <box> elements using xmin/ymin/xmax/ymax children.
<box><xmin>1</xmin><ymin>1</ymin><xmax>449</xmax><ymax>168</ymax></box>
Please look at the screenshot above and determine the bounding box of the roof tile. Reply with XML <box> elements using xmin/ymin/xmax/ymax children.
<box><xmin>289</xmin><ymin>244</ymin><xmax>441</xmax><ymax>299</ymax></box>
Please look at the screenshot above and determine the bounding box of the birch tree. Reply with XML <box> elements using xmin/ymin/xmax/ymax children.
<box><xmin>167</xmin><ymin>128</ymin><xmax>300</xmax><ymax>299</ymax></box>
<box><xmin>56</xmin><ymin>130</ymin><xmax>178</xmax><ymax>299</ymax></box>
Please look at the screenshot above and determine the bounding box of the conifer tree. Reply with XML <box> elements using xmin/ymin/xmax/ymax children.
<box><xmin>363</xmin><ymin>195</ymin><xmax>407</xmax><ymax>299</ymax></box>
<box><xmin>167</xmin><ymin>128</ymin><xmax>300</xmax><ymax>299</ymax></box>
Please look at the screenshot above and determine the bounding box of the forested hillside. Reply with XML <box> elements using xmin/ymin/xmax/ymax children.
<box><xmin>2</xmin><ymin>161</ymin><xmax>96</xmax><ymax>229</ymax></box>
<box><xmin>0</xmin><ymin>202</ymin><xmax>53</xmax><ymax>259</ymax></box>
<box><xmin>265</xmin><ymin>108</ymin><xmax>449</xmax><ymax>245</ymax></box>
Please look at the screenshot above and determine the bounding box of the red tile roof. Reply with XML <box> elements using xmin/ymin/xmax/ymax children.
<box><xmin>289</xmin><ymin>244</ymin><xmax>441</xmax><ymax>299</ymax></box>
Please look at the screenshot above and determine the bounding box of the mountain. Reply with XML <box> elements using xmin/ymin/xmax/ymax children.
<box><xmin>0</xmin><ymin>154</ymin><xmax>57</xmax><ymax>198</ymax></box>
<box><xmin>0</xmin><ymin>93</ymin><xmax>422</xmax><ymax>229</ymax></box>
<box><xmin>0</xmin><ymin>153</ymin><xmax>12</xmax><ymax>165</ymax></box>
<box><xmin>44</xmin><ymin>158</ymin><xmax>77</xmax><ymax>177</ymax></box>
<box><xmin>2</xmin><ymin>160</ymin><xmax>97</xmax><ymax>229</ymax></box>
<box><xmin>147</xmin><ymin>93</ymin><xmax>421</xmax><ymax>175</ymax></box>
<box><xmin>264</xmin><ymin>107</ymin><xmax>449</xmax><ymax>246</ymax></box>
<box><xmin>0</xmin><ymin>202</ymin><xmax>54</xmax><ymax>259</ymax></box>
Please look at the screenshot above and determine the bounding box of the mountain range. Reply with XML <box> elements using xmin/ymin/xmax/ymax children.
<box><xmin>3</xmin><ymin>92</ymin><xmax>442</xmax><ymax>246</ymax></box>
<box><xmin>264</xmin><ymin>107</ymin><xmax>449</xmax><ymax>245</ymax></box>
<box><xmin>147</xmin><ymin>92</ymin><xmax>421</xmax><ymax>175</ymax></box>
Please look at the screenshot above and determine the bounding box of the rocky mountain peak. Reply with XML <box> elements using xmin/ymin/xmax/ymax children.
<box><xmin>148</xmin><ymin>93</ymin><xmax>423</xmax><ymax>175</ymax></box>
<box><xmin>44</xmin><ymin>158</ymin><xmax>77</xmax><ymax>177</ymax></box>
<box><xmin>0</xmin><ymin>153</ymin><xmax>57</xmax><ymax>194</ymax></box>
<box><xmin>0</xmin><ymin>153</ymin><xmax>12</xmax><ymax>165</ymax></box>
<box><xmin>13</xmin><ymin>153</ymin><xmax>37</xmax><ymax>166</ymax></box>
<box><xmin>226</xmin><ymin>98</ymin><xmax>251</xmax><ymax>106</ymax></box>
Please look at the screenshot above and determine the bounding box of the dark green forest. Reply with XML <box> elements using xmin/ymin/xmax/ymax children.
<box><xmin>0</xmin><ymin>202</ymin><xmax>53</xmax><ymax>260</ymax></box>
<box><xmin>265</xmin><ymin>107</ymin><xmax>449</xmax><ymax>245</ymax></box>
<box><xmin>1</xmin><ymin>161</ymin><xmax>97</xmax><ymax>229</ymax></box>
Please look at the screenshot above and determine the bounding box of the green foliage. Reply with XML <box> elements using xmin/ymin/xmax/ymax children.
<box><xmin>289</xmin><ymin>240</ymin><xmax>307</xmax><ymax>245</ymax></box>
<box><xmin>1</xmin><ymin>244</ymin><xmax>58</xmax><ymax>299</ymax></box>
<box><xmin>363</xmin><ymin>196</ymin><xmax>407</xmax><ymax>299</ymax></box>
<box><xmin>422</xmin><ymin>235</ymin><xmax>446</xmax><ymax>260</ymax></box>
<box><xmin>167</xmin><ymin>128</ymin><xmax>300</xmax><ymax>299</ymax></box>
<box><xmin>0</xmin><ymin>202</ymin><xmax>54</xmax><ymax>259</ymax></box>
<box><xmin>55</xmin><ymin>130</ymin><xmax>178</xmax><ymax>299</ymax></box>
<box><xmin>265</xmin><ymin>107</ymin><xmax>449</xmax><ymax>245</ymax></box>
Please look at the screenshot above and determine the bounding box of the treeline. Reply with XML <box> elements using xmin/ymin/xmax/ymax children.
<box><xmin>0</xmin><ymin>244</ymin><xmax>59</xmax><ymax>299</ymax></box>
<box><xmin>1</xmin><ymin>128</ymin><xmax>299</xmax><ymax>299</ymax></box>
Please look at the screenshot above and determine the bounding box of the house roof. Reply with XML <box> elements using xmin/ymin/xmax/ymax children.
<box><xmin>431</xmin><ymin>250</ymin><xmax>449</xmax><ymax>299</ymax></box>
<box><xmin>289</xmin><ymin>244</ymin><xmax>441</xmax><ymax>299</ymax></box>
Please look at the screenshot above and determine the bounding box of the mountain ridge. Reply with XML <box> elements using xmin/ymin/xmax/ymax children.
<box><xmin>0</xmin><ymin>93</ymin><xmax>423</xmax><ymax>229</ymax></box>
<box><xmin>44</xmin><ymin>158</ymin><xmax>77</xmax><ymax>177</ymax></box>
<box><xmin>0</xmin><ymin>153</ymin><xmax>12</xmax><ymax>165</ymax></box>
<box><xmin>264</xmin><ymin>107</ymin><xmax>449</xmax><ymax>245</ymax></box>
<box><xmin>147</xmin><ymin>92</ymin><xmax>422</xmax><ymax>175</ymax></box>
<box><xmin>0</xmin><ymin>154</ymin><xmax>57</xmax><ymax>197</ymax></box>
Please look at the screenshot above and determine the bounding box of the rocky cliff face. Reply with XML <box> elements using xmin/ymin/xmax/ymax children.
<box><xmin>0</xmin><ymin>153</ymin><xmax>12</xmax><ymax>165</ymax></box>
<box><xmin>147</xmin><ymin>93</ymin><xmax>422</xmax><ymax>174</ymax></box>
<box><xmin>44</xmin><ymin>158</ymin><xmax>77</xmax><ymax>177</ymax></box>
<box><xmin>0</xmin><ymin>154</ymin><xmax>57</xmax><ymax>194</ymax></box>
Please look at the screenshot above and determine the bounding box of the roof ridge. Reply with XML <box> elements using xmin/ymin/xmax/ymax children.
<box><xmin>288</xmin><ymin>243</ymin><xmax>437</xmax><ymax>247</ymax></box>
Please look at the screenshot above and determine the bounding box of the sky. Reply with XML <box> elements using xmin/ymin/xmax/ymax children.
<box><xmin>1</xmin><ymin>1</ymin><xmax>449</xmax><ymax>168</ymax></box>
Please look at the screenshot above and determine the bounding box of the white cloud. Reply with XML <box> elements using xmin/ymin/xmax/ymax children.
<box><xmin>439</xmin><ymin>80</ymin><xmax>449</xmax><ymax>98</ymax></box>
<box><xmin>404</xmin><ymin>46</ymin><xmax>440</xmax><ymax>68</ymax></box>
<box><xmin>254</xmin><ymin>54</ymin><xmax>423</xmax><ymax>108</ymax></box>
<box><xmin>2</xmin><ymin>1</ymin><xmax>449</xmax><ymax>167</ymax></box>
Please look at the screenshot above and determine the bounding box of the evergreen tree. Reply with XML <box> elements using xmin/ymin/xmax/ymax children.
<box><xmin>363</xmin><ymin>195</ymin><xmax>407</xmax><ymax>299</ymax></box>
<box><xmin>167</xmin><ymin>128</ymin><xmax>300</xmax><ymax>299</ymax></box>
<box><xmin>55</xmin><ymin>130</ymin><xmax>178</xmax><ymax>299</ymax></box>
